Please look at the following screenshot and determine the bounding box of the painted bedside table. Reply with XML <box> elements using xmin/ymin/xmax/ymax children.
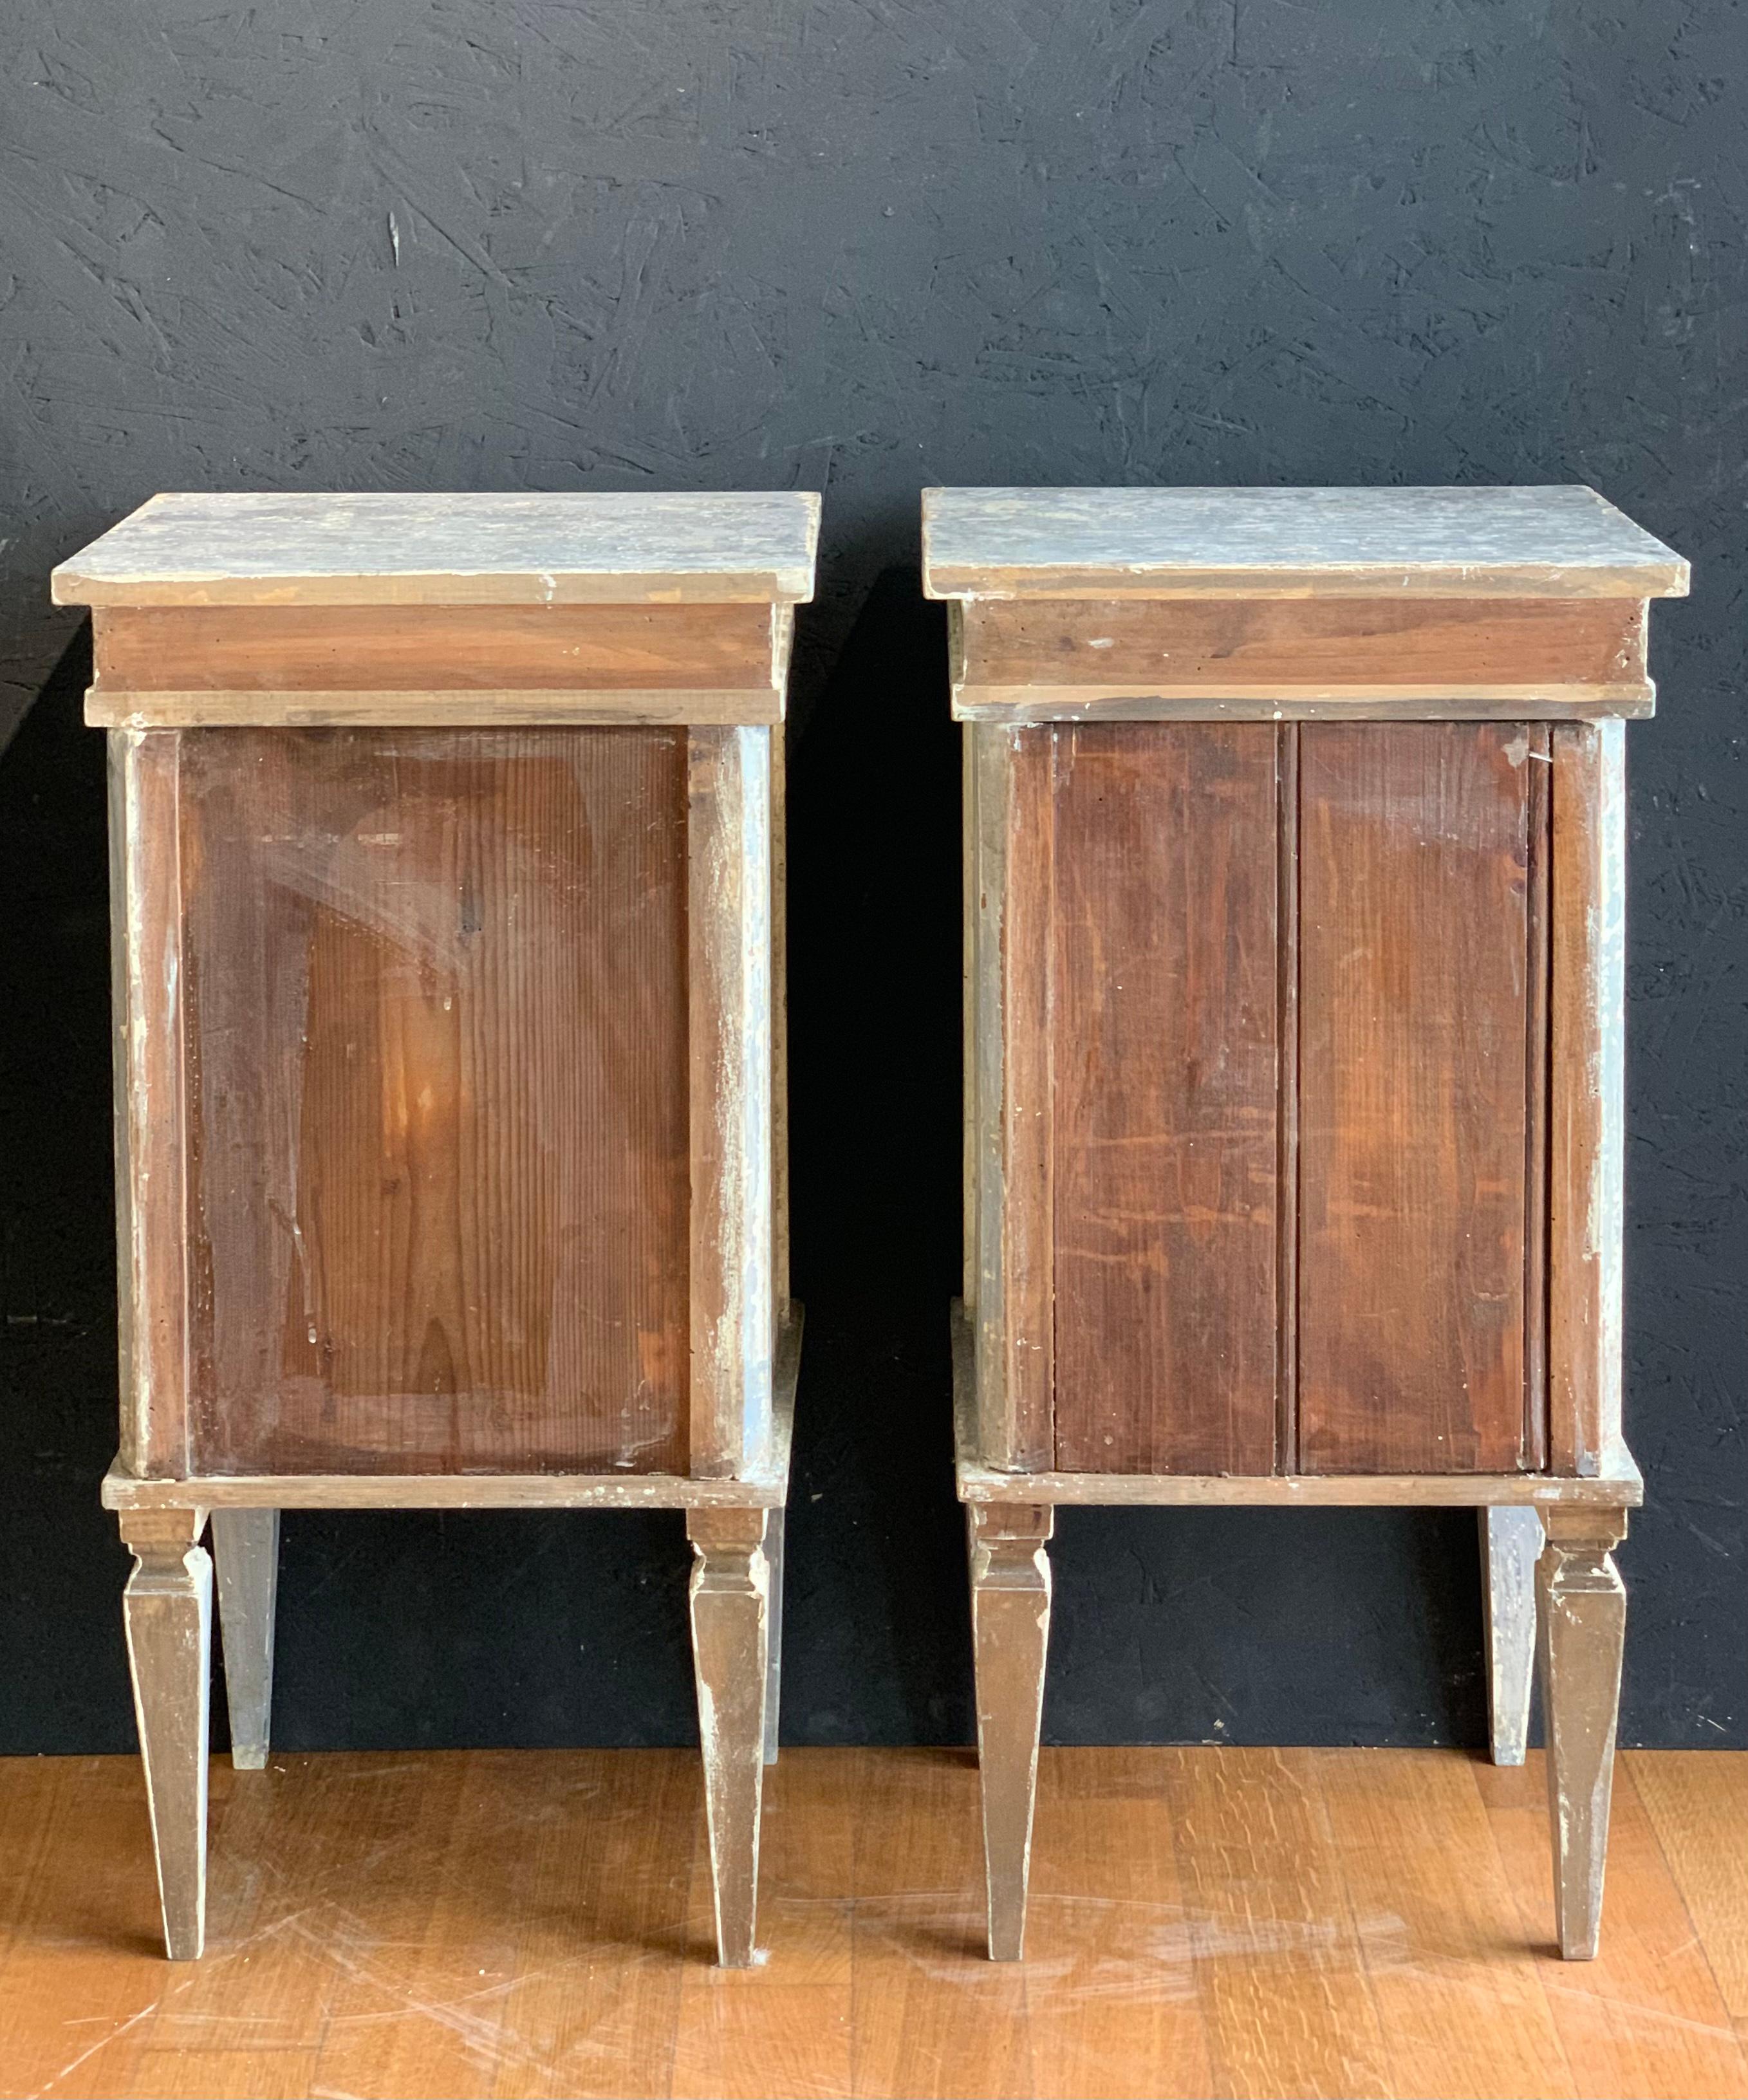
<box><xmin>924</xmin><ymin>485</ymin><xmax>1687</xmax><ymax>1963</ymax></box>
<box><xmin>52</xmin><ymin>488</ymin><xmax>819</xmax><ymax>1965</ymax></box>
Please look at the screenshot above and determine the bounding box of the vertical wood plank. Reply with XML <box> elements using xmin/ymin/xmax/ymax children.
<box><xmin>1548</xmin><ymin>721</ymin><xmax>1627</xmax><ymax>1474</ymax></box>
<box><xmin>1051</xmin><ymin>725</ymin><xmax>1279</xmax><ymax>1475</ymax></box>
<box><xmin>1523</xmin><ymin>726</ymin><xmax>1552</xmax><ymax>1467</ymax></box>
<box><xmin>688</xmin><ymin>725</ymin><xmax>775</xmax><ymax>1480</ymax></box>
<box><xmin>177</xmin><ymin>729</ymin><xmax>691</xmax><ymax>1477</ymax></box>
<box><xmin>969</xmin><ymin>726</ymin><xmax>1054</xmax><ymax>1471</ymax></box>
<box><xmin>1276</xmin><ymin>723</ymin><xmax>1301</xmax><ymax>1475</ymax></box>
<box><xmin>1297</xmin><ymin>723</ymin><xmax>1534</xmax><ymax>1474</ymax></box>
<box><xmin>110</xmin><ymin>730</ymin><xmax>191</xmax><ymax>1478</ymax></box>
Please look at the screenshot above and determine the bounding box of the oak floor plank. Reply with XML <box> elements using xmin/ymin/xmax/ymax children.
<box><xmin>673</xmin><ymin>1752</ymin><xmax>855</xmax><ymax>2099</ymax></box>
<box><xmin>305</xmin><ymin>1754</ymin><xmax>520</xmax><ymax>2099</ymax></box>
<box><xmin>1479</xmin><ymin>1754</ymin><xmax>1748</xmax><ymax>2097</ymax></box>
<box><xmin>849</xmin><ymin>1750</ymin><xmax>1036</xmax><ymax>2100</ymax></box>
<box><xmin>1025</xmin><ymin>1749</ymin><xmax>1217</xmax><ymax>2100</ymax></box>
<box><xmin>126</xmin><ymin>2047</ymin><xmax>319</xmax><ymax>2099</ymax></box>
<box><xmin>1318</xmin><ymin>1748</ymin><xmax>1573</xmax><ymax>2099</ymax></box>
<box><xmin>0</xmin><ymin>1758</ymin><xmax>172</xmax><ymax>2099</ymax></box>
<box><xmin>1169</xmin><ymin>1747</ymin><xmax>1393</xmax><ymax>2100</ymax></box>
<box><xmin>485</xmin><ymin>1751</ymin><xmax>697</xmax><ymax>2100</ymax></box>
<box><xmin>1628</xmin><ymin>1750</ymin><xmax>1748</xmax><ymax>2023</ymax></box>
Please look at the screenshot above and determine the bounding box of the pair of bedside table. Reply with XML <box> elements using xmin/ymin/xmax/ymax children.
<box><xmin>55</xmin><ymin>482</ymin><xmax>1684</xmax><ymax>1971</ymax></box>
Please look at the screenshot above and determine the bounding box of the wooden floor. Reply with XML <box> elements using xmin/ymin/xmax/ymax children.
<box><xmin>0</xmin><ymin>1748</ymin><xmax>1743</xmax><ymax>2099</ymax></box>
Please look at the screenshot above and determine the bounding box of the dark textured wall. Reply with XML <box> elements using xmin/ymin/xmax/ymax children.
<box><xmin>1</xmin><ymin>1</ymin><xmax>1742</xmax><ymax>1754</ymax></box>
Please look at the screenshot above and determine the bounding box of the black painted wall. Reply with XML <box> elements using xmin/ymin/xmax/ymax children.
<box><xmin>1</xmin><ymin>1</ymin><xmax>1742</xmax><ymax>1754</ymax></box>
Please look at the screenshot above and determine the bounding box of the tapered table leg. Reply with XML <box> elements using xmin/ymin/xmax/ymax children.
<box><xmin>687</xmin><ymin>1507</ymin><xmax>772</xmax><ymax>1967</ymax></box>
<box><xmin>969</xmin><ymin>1502</ymin><xmax>1053</xmax><ymax>1961</ymax></box>
<box><xmin>1482</xmin><ymin>1505</ymin><xmax>1541</xmax><ymax>1765</ymax></box>
<box><xmin>212</xmin><ymin>1508</ymin><xmax>279</xmax><ymax>1771</ymax></box>
<box><xmin>120</xmin><ymin>1508</ymin><xmax>213</xmax><ymax>1960</ymax></box>
<box><xmin>1538</xmin><ymin>1505</ymin><xmax>1628</xmax><ymax>1959</ymax></box>
<box><xmin>763</xmin><ymin>1506</ymin><xmax>785</xmax><ymax>1768</ymax></box>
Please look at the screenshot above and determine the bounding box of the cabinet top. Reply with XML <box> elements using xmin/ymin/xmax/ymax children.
<box><xmin>52</xmin><ymin>490</ymin><xmax>822</xmax><ymax>608</ymax></box>
<box><xmin>922</xmin><ymin>485</ymin><xmax>1688</xmax><ymax>600</ymax></box>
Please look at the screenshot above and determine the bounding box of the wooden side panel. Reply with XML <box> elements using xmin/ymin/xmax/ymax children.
<box><xmin>176</xmin><ymin>727</ymin><xmax>691</xmax><ymax>1475</ymax></box>
<box><xmin>968</xmin><ymin>727</ymin><xmax>1055</xmax><ymax>1469</ymax></box>
<box><xmin>1050</xmin><ymin>725</ymin><xmax>1281</xmax><ymax>1473</ymax></box>
<box><xmin>687</xmin><ymin>725</ymin><xmax>774</xmax><ymax>1480</ymax></box>
<box><xmin>110</xmin><ymin>731</ymin><xmax>191</xmax><ymax>1477</ymax></box>
<box><xmin>1297</xmin><ymin>725</ymin><xmax>1539</xmax><ymax>1474</ymax></box>
<box><xmin>95</xmin><ymin>603</ymin><xmax>777</xmax><ymax>692</ymax></box>
<box><xmin>959</xmin><ymin>597</ymin><xmax>1648</xmax><ymax>700</ymax></box>
<box><xmin>1548</xmin><ymin>722</ymin><xmax>1626</xmax><ymax>1473</ymax></box>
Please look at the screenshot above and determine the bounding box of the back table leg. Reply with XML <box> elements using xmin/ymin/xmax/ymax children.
<box><xmin>1482</xmin><ymin>1506</ymin><xmax>1542</xmax><ymax>1765</ymax></box>
<box><xmin>212</xmin><ymin>1508</ymin><xmax>280</xmax><ymax>1771</ymax></box>
<box><xmin>119</xmin><ymin>1508</ymin><xmax>212</xmax><ymax>1960</ymax></box>
<box><xmin>969</xmin><ymin>1502</ymin><xmax>1054</xmax><ymax>1961</ymax></box>
<box><xmin>1538</xmin><ymin>1505</ymin><xmax>1629</xmax><ymax>1959</ymax></box>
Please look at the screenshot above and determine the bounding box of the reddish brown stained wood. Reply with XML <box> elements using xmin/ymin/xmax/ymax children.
<box><xmin>1548</xmin><ymin>722</ymin><xmax>1626</xmax><ymax>1474</ymax></box>
<box><xmin>172</xmin><ymin>727</ymin><xmax>691</xmax><ymax>1476</ymax></box>
<box><xmin>1050</xmin><ymin>725</ymin><xmax>1280</xmax><ymax>1474</ymax></box>
<box><xmin>1297</xmin><ymin>724</ymin><xmax>1536</xmax><ymax>1474</ymax></box>
<box><xmin>111</xmin><ymin>732</ymin><xmax>192</xmax><ymax>1478</ymax></box>
<box><xmin>970</xmin><ymin>729</ymin><xmax>1057</xmax><ymax>1469</ymax></box>
<box><xmin>95</xmin><ymin>603</ymin><xmax>777</xmax><ymax>693</ymax></box>
<box><xmin>1276</xmin><ymin>724</ymin><xmax>1301</xmax><ymax>1474</ymax></box>
<box><xmin>1523</xmin><ymin>727</ymin><xmax>1552</xmax><ymax>1470</ymax></box>
<box><xmin>958</xmin><ymin>595</ymin><xmax>1650</xmax><ymax>698</ymax></box>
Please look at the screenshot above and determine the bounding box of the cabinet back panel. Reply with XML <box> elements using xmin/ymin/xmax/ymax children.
<box><xmin>1050</xmin><ymin>724</ymin><xmax>1282</xmax><ymax>1473</ymax></box>
<box><xmin>1296</xmin><ymin>723</ymin><xmax>1538</xmax><ymax>1473</ymax></box>
<box><xmin>176</xmin><ymin>727</ymin><xmax>691</xmax><ymax>1475</ymax></box>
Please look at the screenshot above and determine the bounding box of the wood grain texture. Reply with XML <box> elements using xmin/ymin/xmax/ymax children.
<box><xmin>967</xmin><ymin>726</ymin><xmax>1055</xmax><ymax>1469</ymax></box>
<box><xmin>1297</xmin><ymin>723</ymin><xmax>1539</xmax><ymax>1474</ymax></box>
<box><xmin>100</xmin><ymin>1321</ymin><xmax>797</xmax><ymax>1510</ymax></box>
<box><xmin>1050</xmin><ymin>723</ymin><xmax>1281</xmax><ymax>1474</ymax></box>
<box><xmin>54</xmin><ymin>490</ymin><xmax>823</xmax><ymax>606</ymax></box>
<box><xmin>1</xmin><ymin>1747</ymin><xmax>1742</xmax><ymax>2099</ymax></box>
<box><xmin>169</xmin><ymin>726</ymin><xmax>691</xmax><ymax>1477</ymax></box>
<box><xmin>95</xmin><ymin>602</ymin><xmax>780</xmax><ymax>691</ymax></box>
<box><xmin>1487</xmin><ymin>1756</ymin><xmax>1748</xmax><ymax>2097</ymax></box>
<box><xmin>922</xmin><ymin>485</ymin><xmax>1690</xmax><ymax>600</ymax></box>
<box><xmin>687</xmin><ymin>726</ymin><xmax>775</xmax><ymax>1480</ymax></box>
<box><xmin>954</xmin><ymin>595</ymin><xmax>1651</xmax><ymax>712</ymax></box>
<box><xmin>109</xmin><ymin>731</ymin><xmax>191</xmax><ymax>1479</ymax></box>
<box><xmin>1548</xmin><ymin>722</ymin><xmax>1628</xmax><ymax>1474</ymax></box>
<box><xmin>951</xmin><ymin>1305</ymin><xmax>1642</xmax><ymax>1506</ymax></box>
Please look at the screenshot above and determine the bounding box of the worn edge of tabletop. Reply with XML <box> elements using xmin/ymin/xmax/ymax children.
<box><xmin>52</xmin><ymin>491</ymin><xmax>824</xmax><ymax>608</ymax></box>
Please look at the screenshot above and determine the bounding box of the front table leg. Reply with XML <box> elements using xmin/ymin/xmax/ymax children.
<box><xmin>1537</xmin><ymin>1505</ymin><xmax>1629</xmax><ymax>1960</ymax></box>
<box><xmin>969</xmin><ymin>1502</ymin><xmax>1054</xmax><ymax>1961</ymax></box>
<box><xmin>119</xmin><ymin>1508</ymin><xmax>213</xmax><ymax>1960</ymax></box>
<box><xmin>212</xmin><ymin>1508</ymin><xmax>280</xmax><ymax>1770</ymax></box>
<box><xmin>686</xmin><ymin>1507</ymin><xmax>772</xmax><ymax>1967</ymax></box>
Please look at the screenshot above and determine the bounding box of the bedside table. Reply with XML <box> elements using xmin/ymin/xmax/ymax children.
<box><xmin>925</xmin><ymin>484</ymin><xmax>1686</xmax><ymax>1963</ymax></box>
<box><xmin>53</xmin><ymin>488</ymin><xmax>818</xmax><ymax>1965</ymax></box>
